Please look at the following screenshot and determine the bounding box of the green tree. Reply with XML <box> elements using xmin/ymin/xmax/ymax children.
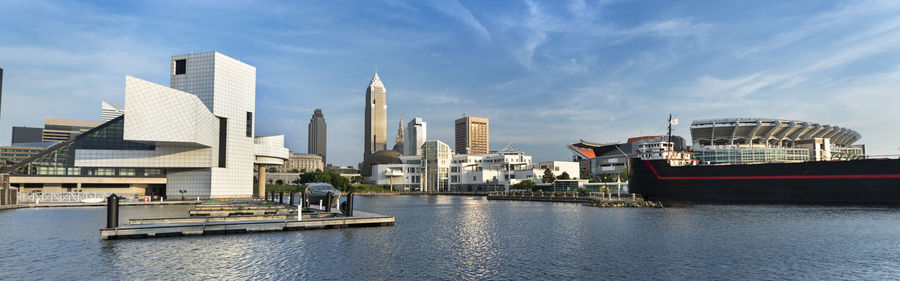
<box><xmin>350</xmin><ymin>176</ymin><xmax>363</xmax><ymax>184</ymax></box>
<box><xmin>511</xmin><ymin>179</ymin><xmax>537</xmax><ymax>191</ymax></box>
<box><xmin>557</xmin><ymin>172</ymin><xmax>571</xmax><ymax>180</ymax></box>
<box><xmin>541</xmin><ymin>168</ymin><xmax>556</xmax><ymax>183</ymax></box>
<box><xmin>579</xmin><ymin>171</ymin><xmax>592</xmax><ymax>181</ymax></box>
<box><xmin>618</xmin><ymin>167</ymin><xmax>630</xmax><ymax>181</ymax></box>
<box><xmin>275</xmin><ymin>179</ymin><xmax>284</xmax><ymax>185</ymax></box>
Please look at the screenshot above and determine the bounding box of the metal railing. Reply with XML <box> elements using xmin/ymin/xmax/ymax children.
<box><xmin>17</xmin><ymin>192</ymin><xmax>114</xmax><ymax>203</ymax></box>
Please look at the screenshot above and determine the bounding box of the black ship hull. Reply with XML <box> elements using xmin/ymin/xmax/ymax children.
<box><xmin>629</xmin><ymin>158</ymin><xmax>900</xmax><ymax>204</ymax></box>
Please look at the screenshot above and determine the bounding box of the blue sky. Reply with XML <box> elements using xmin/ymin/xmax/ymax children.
<box><xmin>2</xmin><ymin>0</ymin><xmax>900</xmax><ymax>165</ymax></box>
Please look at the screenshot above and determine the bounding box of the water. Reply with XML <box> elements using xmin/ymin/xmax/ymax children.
<box><xmin>2</xmin><ymin>196</ymin><xmax>900</xmax><ymax>280</ymax></box>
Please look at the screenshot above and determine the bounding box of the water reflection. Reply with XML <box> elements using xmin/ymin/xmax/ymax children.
<box><xmin>4</xmin><ymin>197</ymin><xmax>900</xmax><ymax>280</ymax></box>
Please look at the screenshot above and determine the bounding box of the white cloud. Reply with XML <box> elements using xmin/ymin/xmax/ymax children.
<box><xmin>432</xmin><ymin>0</ymin><xmax>491</xmax><ymax>40</ymax></box>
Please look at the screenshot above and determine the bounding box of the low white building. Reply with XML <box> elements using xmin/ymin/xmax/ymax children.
<box><xmin>372</xmin><ymin>144</ymin><xmax>579</xmax><ymax>192</ymax></box>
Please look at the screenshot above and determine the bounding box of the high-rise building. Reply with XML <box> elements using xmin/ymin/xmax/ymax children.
<box><xmin>455</xmin><ymin>116</ymin><xmax>489</xmax><ymax>154</ymax></box>
<box><xmin>101</xmin><ymin>101</ymin><xmax>125</xmax><ymax>122</ymax></box>
<box><xmin>392</xmin><ymin>118</ymin><xmax>404</xmax><ymax>152</ymax></box>
<box><xmin>308</xmin><ymin>109</ymin><xmax>326</xmax><ymax>164</ymax></box>
<box><xmin>11</xmin><ymin>127</ymin><xmax>43</xmax><ymax>144</ymax></box>
<box><xmin>404</xmin><ymin>117</ymin><xmax>427</xmax><ymax>156</ymax></box>
<box><xmin>41</xmin><ymin>118</ymin><xmax>104</xmax><ymax>142</ymax></box>
<box><xmin>361</xmin><ymin>72</ymin><xmax>387</xmax><ymax>174</ymax></box>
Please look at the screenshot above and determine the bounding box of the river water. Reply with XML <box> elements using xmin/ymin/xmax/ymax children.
<box><xmin>2</xmin><ymin>196</ymin><xmax>900</xmax><ymax>280</ymax></box>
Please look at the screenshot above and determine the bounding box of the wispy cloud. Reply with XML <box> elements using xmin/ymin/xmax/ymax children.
<box><xmin>432</xmin><ymin>0</ymin><xmax>491</xmax><ymax>40</ymax></box>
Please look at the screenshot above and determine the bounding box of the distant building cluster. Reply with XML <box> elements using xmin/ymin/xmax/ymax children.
<box><xmin>355</xmin><ymin>72</ymin><xmax>578</xmax><ymax>190</ymax></box>
<box><xmin>371</xmin><ymin>144</ymin><xmax>578</xmax><ymax>192</ymax></box>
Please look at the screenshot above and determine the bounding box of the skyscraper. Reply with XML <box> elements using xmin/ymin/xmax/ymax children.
<box><xmin>392</xmin><ymin>118</ymin><xmax>404</xmax><ymax>153</ymax></box>
<box><xmin>404</xmin><ymin>117</ymin><xmax>427</xmax><ymax>156</ymax></box>
<box><xmin>308</xmin><ymin>109</ymin><xmax>327</xmax><ymax>165</ymax></box>
<box><xmin>363</xmin><ymin>72</ymin><xmax>387</xmax><ymax>164</ymax></box>
<box><xmin>455</xmin><ymin>116</ymin><xmax>489</xmax><ymax>154</ymax></box>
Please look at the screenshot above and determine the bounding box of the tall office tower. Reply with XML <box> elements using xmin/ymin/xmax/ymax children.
<box><xmin>169</xmin><ymin>52</ymin><xmax>259</xmax><ymax>197</ymax></box>
<box><xmin>363</xmin><ymin>72</ymin><xmax>387</xmax><ymax>163</ymax></box>
<box><xmin>455</xmin><ymin>116</ymin><xmax>489</xmax><ymax>154</ymax></box>
<box><xmin>41</xmin><ymin>118</ymin><xmax>103</xmax><ymax>142</ymax></box>
<box><xmin>392</xmin><ymin>118</ymin><xmax>404</xmax><ymax>152</ymax></box>
<box><xmin>308</xmin><ymin>109</ymin><xmax>327</xmax><ymax>165</ymax></box>
<box><xmin>404</xmin><ymin>117</ymin><xmax>427</xmax><ymax>156</ymax></box>
<box><xmin>101</xmin><ymin>101</ymin><xmax>125</xmax><ymax>122</ymax></box>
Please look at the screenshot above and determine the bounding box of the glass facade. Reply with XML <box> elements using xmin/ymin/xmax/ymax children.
<box><xmin>694</xmin><ymin>148</ymin><xmax>809</xmax><ymax>165</ymax></box>
<box><xmin>7</xmin><ymin>116</ymin><xmax>164</xmax><ymax>177</ymax></box>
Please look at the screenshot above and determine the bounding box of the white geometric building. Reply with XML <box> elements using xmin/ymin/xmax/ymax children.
<box><xmin>101</xmin><ymin>101</ymin><xmax>125</xmax><ymax>122</ymax></box>
<box><xmin>7</xmin><ymin>52</ymin><xmax>289</xmax><ymax>199</ymax></box>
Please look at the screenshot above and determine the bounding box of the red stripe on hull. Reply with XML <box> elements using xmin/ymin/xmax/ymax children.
<box><xmin>644</xmin><ymin>160</ymin><xmax>900</xmax><ymax>180</ymax></box>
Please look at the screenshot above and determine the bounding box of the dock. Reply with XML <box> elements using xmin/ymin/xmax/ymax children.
<box><xmin>486</xmin><ymin>192</ymin><xmax>599</xmax><ymax>203</ymax></box>
<box><xmin>101</xmin><ymin>210</ymin><xmax>393</xmax><ymax>239</ymax></box>
<box><xmin>101</xmin><ymin>193</ymin><xmax>394</xmax><ymax>239</ymax></box>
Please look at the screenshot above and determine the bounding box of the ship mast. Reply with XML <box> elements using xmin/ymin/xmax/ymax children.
<box><xmin>667</xmin><ymin>114</ymin><xmax>673</xmax><ymax>148</ymax></box>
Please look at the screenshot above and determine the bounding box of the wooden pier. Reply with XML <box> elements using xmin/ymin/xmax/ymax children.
<box><xmin>101</xmin><ymin>195</ymin><xmax>394</xmax><ymax>239</ymax></box>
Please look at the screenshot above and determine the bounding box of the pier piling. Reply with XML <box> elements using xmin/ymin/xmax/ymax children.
<box><xmin>347</xmin><ymin>192</ymin><xmax>354</xmax><ymax>217</ymax></box>
<box><xmin>325</xmin><ymin>192</ymin><xmax>333</xmax><ymax>212</ymax></box>
<box><xmin>302</xmin><ymin>192</ymin><xmax>308</xmax><ymax>208</ymax></box>
<box><xmin>106</xmin><ymin>194</ymin><xmax>119</xmax><ymax>228</ymax></box>
<box><xmin>289</xmin><ymin>192</ymin><xmax>295</xmax><ymax>206</ymax></box>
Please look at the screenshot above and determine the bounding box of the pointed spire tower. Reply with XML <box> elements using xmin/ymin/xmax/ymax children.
<box><xmin>396</xmin><ymin>118</ymin><xmax>404</xmax><ymax>145</ymax></box>
<box><xmin>362</xmin><ymin>71</ymin><xmax>387</xmax><ymax>175</ymax></box>
<box><xmin>393</xmin><ymin>118</ymin><xmax>405</xmax><ymax>153</ymax></box>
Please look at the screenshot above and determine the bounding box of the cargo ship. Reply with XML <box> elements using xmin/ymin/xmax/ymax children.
<box><xmin>626</xmin><ymin>116</ymin><xmax>900</xmax><ymax>204</ymax></box>
<box><xmin>629</xmin><ymin>157</ymin><xmax>900</xmax><ymax>204</ymax></box>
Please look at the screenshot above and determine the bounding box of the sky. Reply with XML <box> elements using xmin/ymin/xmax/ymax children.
<box><xmin>1</xmin><ymin>0</ymin><xmax>900</xmax><ymax>165</ymax></box>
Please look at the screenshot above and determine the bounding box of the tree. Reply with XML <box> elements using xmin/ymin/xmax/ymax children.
<box><xmin>350</xmin><ymin>176</ymin><xmax>363</xmax><ymax>184</ymax></box>
<box><xmin>541</xmin><ymin>168</ymin><xmax>556</xmax><ymax>183</ymax></box>
<box><xmin>511</xmin><ymin>179</ymin><xmax>537</xmax><ymax>191</ymax></box>
<box><xmin>557</xmin><ymin>172</ymin><xmax>571</xmax><ymax>180</ymax></box>
<box><xmin>580</xmin><ymin>171</ymin><xmax>592</xmax><ymax>181</ymax></box>
<box><xmin>618</xmin><ymin>167</ymin><xmax>630</xmax><ymax>182</ymax></box>
<box><xmin>275</xmin><ymin>179</ymin><xmax>284</xmax><ymax>185</ymax></box>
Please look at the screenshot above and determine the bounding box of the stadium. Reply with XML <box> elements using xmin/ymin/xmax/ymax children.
<box><xmin>690</xmin><ymin>118</ymin><xmax>861</xmax><ymax>148</ymax></box>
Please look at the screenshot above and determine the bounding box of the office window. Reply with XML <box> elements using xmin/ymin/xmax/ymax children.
<box><xmin>219</xmin><ymin>117</ymin><xmax>227</xmax><ymax>168</ymax></box>
<box><xmin>174</xmin><ymin>59</ymin><xmax>186</xmax><ymax>75</ymax></box>
<box><xmin>246</xmin><ymin>112</ymin><xmax>253</xmax><ymax>137</ymax></box>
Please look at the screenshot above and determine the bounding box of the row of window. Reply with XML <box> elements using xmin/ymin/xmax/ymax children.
<box><xmin>21</xmin><ymin>167</ymin><xmax>165</xmax><ymax>177</ymax></box>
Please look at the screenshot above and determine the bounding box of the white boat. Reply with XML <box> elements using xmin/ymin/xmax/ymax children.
<box><xmin>82</xmin><ymin>198</ymin><xmax>105</xmax><ymax>203</ymax></box>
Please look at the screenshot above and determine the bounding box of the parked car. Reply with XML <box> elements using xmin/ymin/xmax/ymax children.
<box><xmin>304</xmin><ymin>183</ymin><xmax>341</xmax><ymax>208</ymax></box>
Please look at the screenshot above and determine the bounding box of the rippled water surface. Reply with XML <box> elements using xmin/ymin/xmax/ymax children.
<box><xmin>2</xmin><ymin>196</ymin><xmax>900</xmax><ymax>280</ymax></box>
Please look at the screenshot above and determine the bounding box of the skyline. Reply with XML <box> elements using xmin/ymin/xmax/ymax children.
<box><xmin>2</xmin><ymin>1</ymin><xmax>900</xmax><ymax>165</ymax></box>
